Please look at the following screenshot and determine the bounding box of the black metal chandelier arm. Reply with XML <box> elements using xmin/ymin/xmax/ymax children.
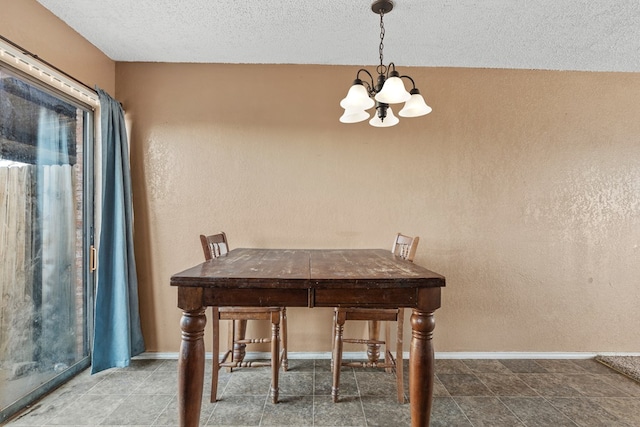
<box><xmin>399</xmin><ymin>74</ymin><xmax>417</xmax><ymax>90</ymax></box>
<box><xmin>355</xmin><ymin>68</ymin><xmax>376</xmax><ymax>96</ymax></box>
<box><xmin>356</xmin><ymin>68</ymin><xmax>374</xmax><ymax>83</ymax></box>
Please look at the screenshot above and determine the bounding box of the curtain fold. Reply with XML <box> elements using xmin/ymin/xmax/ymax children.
<box><xmin>91</xmin><ymin>88</ymin><xmax>144</xmax><ymax>374</ymax></box>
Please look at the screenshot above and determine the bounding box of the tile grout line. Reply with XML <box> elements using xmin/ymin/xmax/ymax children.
<box><xmin>40</xmin><ymin>374</ymin><xmax>99</xmax><ymax>426</ymax></box>
<box><xmin>47</xmin><ymin>368</ymin><xmax>119</xmax><ymax>426</ymax></box>
<box><xmin>352</xmin><ymin>367</ymin><xmax>369</xmax><ymax>427</ymax></box>
<box><xmin>258</xmin><ymin>389</ymin><xmax>269</xmax><ymax>426</ymax></box>
<box><xmin>543</xmin><ymin>396</ymin><xmax>582</xmax><ymax>427</ymax></box>
<box><xmin>450</xmin><ymin>360</ymin><xmax>533</xmax><ymax>426</ymax></box>
<box><xmin>97</xmin><ymin>363</ymin><xmax>158</xmax><ymax>426</ymax></box>
<box><xmin>536</xmin><ymin>363</ymin><xmax>608</xmax><ymax>427</ymax></box>
<box><xmin>150</xmin><ymin>388</ymin><xmax>175</xmax><ymax>426</ymax></box>
<box><xmin>494</xmin><ymin>396</ymin><xmax>535</xmax><ymax>427</ymax></box>
<box><xmin>455</xmin><ymin>360</ymin><xmax>490</xmax><ymax>426</ymax></box>
<box><xmin>311</xmin><ymin>360</ymin><xmax>316</xmax><ymax>427</ymax></box>
<box><xmin>206</xmin><ymin>367</ymin><xmax>226</xmax><ymax>426</ymax></box>
<box><xmin>499</xmin><ymin>359</ymin><xmax>594</xmax><ymax>427</ymax></box>
<box><xmin>540</xmin><ymin>395</ymin><xmax>591</xmax><ymax>427</ymax></box>
<box><xmin>448</xmin><ymin>394</ymin><xmax>482</xmax><ymax>427</ymax></box>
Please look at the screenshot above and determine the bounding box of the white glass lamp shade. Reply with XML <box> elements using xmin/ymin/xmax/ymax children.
<box><xmin>374</xmin><ymin>75</ymin><xmax>411</xmax><ymax>104</ymax></box>
<box><xmin>369</xmin><ymin>106</ymin><xmax>399</xmax><ymax>127</ymax></box>
<box><xmin>399</xmin><ymin>91</ymin><xmax>432</xmax><ymax>117</ymax></box>
<box><xmin>339</xmin><ymin>108</ymin><xmax>370</xmax><ymax>123</ymax></box>
<box><xmin>340</xmin><ymin>82</ymin><xmax>375</xmax><ymax>110</ymax></box>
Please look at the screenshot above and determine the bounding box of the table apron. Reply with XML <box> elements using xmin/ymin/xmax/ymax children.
<box><xmin>186</xmin><ymin>286</ymin><xmax>440</xmax><ymax>310</ymax></box>
<box><xmin>203</xmin><ymin>288</ymin><xmax>309</xmax><ymax>307</ymax></box>
<box><xmin>313</xmin><ymin>287</ymin><xmax>417</xmax><ymax>308</ymax></box>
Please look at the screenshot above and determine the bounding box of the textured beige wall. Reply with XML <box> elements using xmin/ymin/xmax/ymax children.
<box><xmin>1</xmin><ymin>0</ymin><xmax>115</xmax><ymax>94</ymax></box>
<box><xmin>6</xmin><ymin>0</ymin><xmax>639</xmax><ymax>357</ymax></box>
<box><xmin>116</xmin><ymin>62</ymin><xmax>640</xmax><ymax>354</ymax></box>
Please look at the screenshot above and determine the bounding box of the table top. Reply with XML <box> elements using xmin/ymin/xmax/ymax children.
<box><xmin>171</xmin><ymin>248</ymin><xmax>445</xmax><ymax>290</ymax></box>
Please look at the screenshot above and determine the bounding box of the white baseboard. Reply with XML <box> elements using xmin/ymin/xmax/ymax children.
<box><xmin>434</xmin><ymin>352</ymin><xmax>598</xmax><ymax>360</ymax></box>
<box><xmin>136</xmin><ymin>351</ymin><xmax>337</xmax><ymax>360</ymax></box>
<box><xmin>135</xmin><ymin>351</ymin><xmax>640</xmax><ymax>361</ymax></box>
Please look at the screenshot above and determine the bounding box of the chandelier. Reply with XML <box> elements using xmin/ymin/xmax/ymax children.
<box><xmin>339</xmin><ymin>0</ymin><xmax>432</xmax><ymax>127</ymax></box>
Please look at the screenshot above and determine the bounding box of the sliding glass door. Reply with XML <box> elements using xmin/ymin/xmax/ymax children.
<box><xmin>0</xmin><ymin>66</ymin><xmax>94</xmax><ymax>422</ymax></box>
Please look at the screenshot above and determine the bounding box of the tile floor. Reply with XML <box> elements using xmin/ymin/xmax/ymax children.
<box><xmin>5</xmin><ymin>357</ymin><xmax>640</xmax><ymax>426</ymax></box>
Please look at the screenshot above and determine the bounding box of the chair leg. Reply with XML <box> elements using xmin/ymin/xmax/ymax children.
<box><xmin>211</xmin><ymin>307</ymin><xmax>220</xmax><ymax>402</ymax></box>
<box><xmin>280</xmin><ymin>308</ymin><xmax>288</xmax><ymax>371</ymax></box>
<box><xmin>269</xmin><ymin>311</ymin><xmax>280</xmax><ymax>404</ymax></box>
<box><xmin>332</xmin><ymin>310</ymin><xmax>346</xmax><ymax>403</ymax></box>
<box><xmin>226</xmin><ymin>319</ymin><xmax>234</xmax><ymax>373</ymax></box>
<box><xmin>396</xmin><ymin>308</ymin><xmax>405</xmax><ymax>404</ymax></box>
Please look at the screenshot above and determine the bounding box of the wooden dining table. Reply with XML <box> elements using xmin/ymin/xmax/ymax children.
<box><xmin>171</xmin><ymin>248</ymin><xmax>445</xmax><ymax>427</ymax></box>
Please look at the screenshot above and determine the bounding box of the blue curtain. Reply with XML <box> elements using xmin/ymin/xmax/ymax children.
<box><xmin>91</xmin><ymin>87</ymin><xmax>145</xmax><ymax>374</ymax></box>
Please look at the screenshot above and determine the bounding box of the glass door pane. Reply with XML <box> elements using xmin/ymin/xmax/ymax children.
<box><xmin>0</xmin><ymin>67</ymin><xmax>93</xmax><ymax>422</ymax></box>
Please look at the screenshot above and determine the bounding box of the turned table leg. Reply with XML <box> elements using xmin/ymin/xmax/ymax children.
<box><xmin>232</xmin><ymin>319</ymin><xmax>248</xmax><ymax>365</ymax></box>
<box><xmin>331</xmin><ymin>310</ymin><xmax>346</xmax><ymax>402</ymax></box>
<box><xmin>409</xmin><ymin>309</ymin><xmax>436</xmax><ymax>427</ymax></box>
<box><xmin>178</xmin><ymin>307</ymin><xmax>206</xmax><ymax>427</ymax></box>
<box><xmin>269</xmin><ymin>311</ymin><xmax>281</xmax><ymax>403</ymax></box>
<box><xmin>366</xmin><ymin>320</ymin><xmax>381</xmax><ymax>363</ymax></box>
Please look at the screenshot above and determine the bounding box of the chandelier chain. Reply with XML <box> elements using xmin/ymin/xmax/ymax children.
<box><xmin>378</xmin><ymin>11</ymin><xmax>385</xmax><ymax>67</ymax></box>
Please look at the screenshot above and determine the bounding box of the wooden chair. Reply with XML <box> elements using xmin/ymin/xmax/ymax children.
<box><xmin>199</xmin><ymin>232</ymin><xmax>288</xmax><ymax>403</ymax></box>
<box><xmin>331</xmin><ymin>232</ymin><xmax>419</xmax><ymax>404</ymax></box>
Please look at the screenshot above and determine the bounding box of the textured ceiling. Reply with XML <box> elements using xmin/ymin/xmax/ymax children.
<box><xmin>36</xmin><ymin>0</ymin><xmax>640</xmax><ymax>72</ymax></box>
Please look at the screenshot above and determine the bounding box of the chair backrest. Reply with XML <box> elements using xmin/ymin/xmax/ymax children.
<box><xmin>200</xmin><ymin>232</ymin><xmax>229</xmax><ymax>260</ymax></box>
<box><xmin>391</xmin><ymin>233</ymin><xmax>419</xmax><ymax>262</ymax></box>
